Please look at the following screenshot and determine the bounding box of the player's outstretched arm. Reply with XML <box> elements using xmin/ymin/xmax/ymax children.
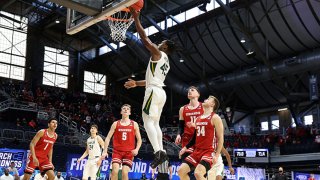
<box><xmin>124</xmin><ymin>79</ymin><xmax>146</xmax><ymax>89</ymax></box>
<box><xmin>175</xmin><ymin>106</ymin><xmax>184</xmax><ymax>145</ymax></box>
<box><xmin>132</xmin><ymin>122</ymin><xmax>142</xmax><ymax>156</ymax></box>
<box><xmin>221</xmin><ymin>147</ymin><xmax>234</xmax><ymax>175</ymax></box>
<box><xmin>101</xmin><ymin>122</ymin><xmax>117</xmax><ymax>159</ymax></box>
<box><xmin>129</xmin><ymin>7</ymin><xmax>161</xmax><ymax>59</ymax></box>
<box><xmin>77</xmin><ymin>146</ymin><xmax>89</xmax><ymax>163</ymax></box>
<box><xmin>212</xmin><ymin>115</ymin><xmax>224</xmax><ymax>162</ymax></box>
<box><xmin>30</xmin><ymin>130</ymin><xmax>44</xmax><ymax>166</ymax></box>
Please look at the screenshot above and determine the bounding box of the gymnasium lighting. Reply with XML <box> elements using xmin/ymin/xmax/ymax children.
<box><xmin>278</xmin><ymin>108</ymin><xmax>288</xmax><ymax>111</ymax></box>
<box><xmin>55</xmin><ymin>19</ymin><xmax>60</xmax><ymax>23</ymax></box>
<box><xmin>131</xmin><ymin>74</ymin><xmax>135</xmax><ymax>78</ymax></box>
<box><xmin>179</xmin><ymin>59</ymin><xmax>184</xmax><ymax>63</ymax></box>
<box><xmin>246</xmin><ymin>50</ymin><xmax>256</xmax><ymax>58</ymax></box>
<box><xmin>240</xmin><ymin>37</ymin><xmax>246</xmax><ymax>43</ymax></box>
<box><xmin>226</xmin><ymin>107</ymin><xmax>231</xmax><ymax>112</ymax></box>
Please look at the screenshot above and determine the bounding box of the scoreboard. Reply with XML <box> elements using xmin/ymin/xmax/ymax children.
<box><xmin>233</xmin><ymin>148</ymin><xmax>268</xmax><ymax>158</ymax></box>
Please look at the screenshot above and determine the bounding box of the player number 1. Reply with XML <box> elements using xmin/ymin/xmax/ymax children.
<box><xmin>44</xmin><ymin>143</ymin><xmax>49</xmax><ymax>150</ymax></box>
<box><xmin>190</xmin><ymin>116</ymin><xmax>196</xmax><ymax>124</ymax></box>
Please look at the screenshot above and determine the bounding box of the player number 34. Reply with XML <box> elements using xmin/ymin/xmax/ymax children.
<box><xmin>196</xmin><ymin>126</ymin><xmax>205</xmax><ymax>136</ymax></box>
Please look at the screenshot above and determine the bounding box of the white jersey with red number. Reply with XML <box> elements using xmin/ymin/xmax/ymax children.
<box><xmin>35</xmin><ymin>129</ymin><xmax>57</xmax><ymax>158</ymax></box>
<box><xmin>113</xmin><ymin>120</ymin><xmax>136</xmax><ymax>151</ymax></box>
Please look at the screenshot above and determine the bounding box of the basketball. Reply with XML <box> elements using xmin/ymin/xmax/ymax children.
<box><xmin>131</xmin><ymin>0</ymin><xmax>144</xmax><ymax>12</ymax></box>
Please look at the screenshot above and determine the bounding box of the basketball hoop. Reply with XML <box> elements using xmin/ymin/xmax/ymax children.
<box><xmin>106</xmin><ymin>0</ymin><xmax>144</xmax><ymax>42</ymax></box>
<box><xmin>106</xmin><ymin>8</ymin><xmax>133</xmax><ymax>42</ymax></box>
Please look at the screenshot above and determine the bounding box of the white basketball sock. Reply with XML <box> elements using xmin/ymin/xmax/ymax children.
<box><xmin>144</xmin><ymin>119</ymin><xmax>160</xmax><ymax>152</ymax></box>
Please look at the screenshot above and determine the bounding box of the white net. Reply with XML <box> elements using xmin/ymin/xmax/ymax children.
<box><xmin>107</xmin><ymin>11</ymin><xmax>134</xmax><ymax>42</ymax></box>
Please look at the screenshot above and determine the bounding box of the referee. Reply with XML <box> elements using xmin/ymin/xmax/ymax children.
<box><xmin>152</xmin><ymin>159</ymin><xmax>173</xmax><ymax>180</ymax></box>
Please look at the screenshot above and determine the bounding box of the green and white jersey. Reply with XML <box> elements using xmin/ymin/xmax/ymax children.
<box><xmin>145</xmin><ymin>51</ymin><xmax>170</xmax><ymax>88</ymax></box>
<box><xmin>87</xmin><ymin>136</ymin><xmax>101</xmax><ymax>159</ymax></box>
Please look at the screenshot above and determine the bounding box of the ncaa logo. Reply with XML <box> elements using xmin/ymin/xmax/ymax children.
<box><xmin>0</xmin><ymin>150</ymin><xmax>26</xmax><ymax>170</ymax></box>
<box><xmin>296</xmin><ymin>175</ymin><xmax>307</xmax><ymax>180</ymax></box>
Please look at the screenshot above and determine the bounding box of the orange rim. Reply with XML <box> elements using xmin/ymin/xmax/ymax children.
<box><xmin>105</xmin><ymin>8</ymin><xmax>132</xmax><ymax>22</ymax></box>
<box><xmin>106</xmin><ymin>16</ymin><xmax>133</xmax><ymax>22</ymax></box>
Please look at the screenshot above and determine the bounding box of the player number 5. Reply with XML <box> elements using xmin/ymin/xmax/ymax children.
<box><xmin>122</xmin><ymin>132</ymin><xmax>127</xmax><ymax>140</ymax></box>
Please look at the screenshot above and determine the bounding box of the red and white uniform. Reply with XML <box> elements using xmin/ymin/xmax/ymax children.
<box><xmin>112</xmin><ymin>120</ymin><xmax>136</xmax><ymax>168</ymax></box>
<box><xmin>185</xmin><ymin>112</ymin><xmax>215</xmax><ymax>167</ymax></box>
<box><xmin>182</xmin><ymin>103</ymin><xmax>204</xmax><ymax>153</ymax></box>
<box><xmin>25</xmin><ymin>129</ymin><xmax>57</xmax><ymax>173</ymax></box>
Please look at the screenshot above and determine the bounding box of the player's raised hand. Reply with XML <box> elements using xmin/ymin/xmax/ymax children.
<box><xmin>175</xmin><ymin>134</ymin><xmax>181</xmax><ymax>145</ymax></box>
<box><xmin>129</xmin><ymin>7</ymin><xmax>139</xmax><ymax>18</ymax></box>
<box><xmin>131</xmin><ymin>149</ymin><xmax>138</xmax><ymax>156</ymax></box>
<box><xmin>33</xmin><ymin>157</ymin><xmax>39</xmax><ymax>166</ymax></box>
<box><xmin>124</xmin><ymin>79</ymin><xmax>137</xmax><ymax>89</ymax></box>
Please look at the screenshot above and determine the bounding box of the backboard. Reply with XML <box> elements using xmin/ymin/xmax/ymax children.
<box><xmin>65</xmin><ymin>0</ymin><xmax>139</xmax><ymax>35</ymax></box>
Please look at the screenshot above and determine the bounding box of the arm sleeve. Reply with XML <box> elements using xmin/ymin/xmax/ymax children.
<box><xmin>178</xmin><ymin>120</ymin><xmax>185</xmax><ymax>135</ymax></box>
<box><xmin>185</xmin><ymin>130</ymin><xmax>196</xmax><ymax>149</ymax></box>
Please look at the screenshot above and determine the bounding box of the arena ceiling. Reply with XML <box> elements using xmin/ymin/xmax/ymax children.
<box><xmin>1</xmin><ymin>0</ymin><xmax>320</xmax><ymax>118</ymax></box>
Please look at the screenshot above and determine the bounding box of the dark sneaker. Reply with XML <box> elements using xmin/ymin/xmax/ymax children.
<box><xmin>150</xmin><ymin>150</ymin><xmax>168</xmax><ymax>168</ymax></box>
<box><xmin>159</xmin><ymin>150</ymin><xmax>167</xmax><ymax>162</ymax></box>
<box><xmin>150</xmin><ymin>151</ymin><xmax>162</xmax><ymax>168</ymax></box>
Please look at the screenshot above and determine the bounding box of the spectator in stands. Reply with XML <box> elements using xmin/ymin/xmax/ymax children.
<box><xmin>28</xmin><ymin>119</ymin><xmax>37</xmax><ymax>130</ymax></box>
<box><xmin>34</xmin><ymin>172</ymin><xmax>48</xmax><ymax>180</ymax></box>
<box><xmin>8</xmin><ymin>162</ymin><xmax>19</xmax><ymax>180</ymax></box>
<box><xmin>140</xmin><ymin>173</ymin><xmax>147</xmax><ymax>180</ymax></box>
<box><xmin>273</xmin><ymin>167</ymin><xmax>287</xmax><ymax>180</ymax></box>
<box><xmin>54</xmin><ymin>172</ymin><xmax>63</xmax><ymax>180</ymax></box>
<box><xmin>16</xmin><ymin>118</ymin><xmax>21</xmax><ymax>128</ymax></box>
<box><xmin>22</xmin><ymin>118</ymin><xmax>27</xmax><ymax>127</ymax></box>
<box><xmin>0</xmin><ymin>169</ymin><xmax>14</xmax><ymax>180</ymax></box>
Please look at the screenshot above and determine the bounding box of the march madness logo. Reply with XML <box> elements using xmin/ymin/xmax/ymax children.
<box><xmin>0</xmin><ymin>148</ymin><xmax>28</xmax><ymax>173</ymax></box>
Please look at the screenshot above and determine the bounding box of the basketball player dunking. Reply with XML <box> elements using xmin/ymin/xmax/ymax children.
<box><xmin>77</xmin><ymin>124</ymin><xmax>104</xmax><ymax>180</ymax></box>
<box><xmin>23</xmin><ymin>118</ymin><xmax>58</xmax><ymax>180</ymax></box>
<box><xmin>99</xmin><ymin>104</ymin><xmax>142</xmax><ymax>180</ymax></box>
<box><xmin>124</xmin><ymin>7</ymin><xmax>177</xmax><ymax>168</ymax></box>
<box><xmin>178</xmin><ymin>96</ymin><xmax>224</xmax><ymax>180</ymax></box>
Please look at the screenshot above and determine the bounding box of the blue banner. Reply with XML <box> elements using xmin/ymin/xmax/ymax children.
<box><xmin>66</xmin><ymin>154</ymin><xmax>181</xmax><ymax>180</ymax></box>
<box><xmin>293</xmin><ymin>172</ymin><xmax>320</xmax><ymax>180</ymax></box>
<box><xmin>0</xmin><ymin>148</ymin><xmax>28</xmax><ymax>176</ymax></box>
<box><xmin>223</xmin><ymin>166</ymin><xmax>237</xmax><ymax>180</ymax></box>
